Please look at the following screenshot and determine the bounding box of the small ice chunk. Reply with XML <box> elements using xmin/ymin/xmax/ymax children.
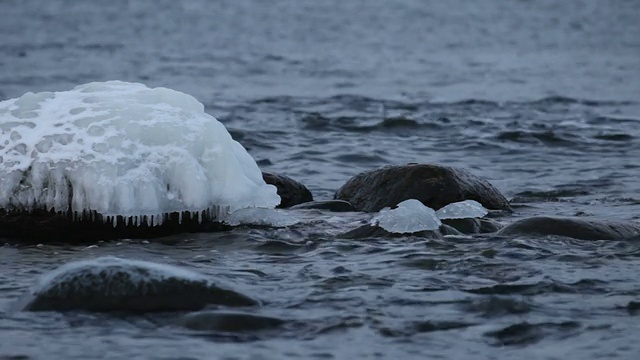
<box><xmin>370</xmin><ymin>199</ymin><xmax>441</xmax><ymax>233</ymax></box>
<box><xmin>435</xmin><ymin>200</ymin><xmax>488</xmax><ymax>220</ymax></box>
<box><xmin>223</xmin><ymin>207</ymin><xmax>299</xmax><ymax>227</ymax></box>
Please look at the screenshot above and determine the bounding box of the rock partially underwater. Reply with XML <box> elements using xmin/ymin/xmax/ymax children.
<box><xmin>262</xmin><ymin>172</ymin><xmax>313</xmax><ymax>208</ymax></box>
<box><xmin>0</xmin><ymin>208</ymin><xmax>232</xmax><ymax>244</ymax></box>
<box><xmin>17</xmin><ymin>256</ymin><xmax>258</xmax><ymax>312</ymax></box>
<box><xmin>341</xmin><ymin>199</ymin><xmax>495</xmax><ymax>239</ymax></box>
<box><xmin>0</xmin><ymin>81</ymin><xmax>281</xmax><ymax>242</ymax></box>
<box><xmin>334</xmin><ymin>163</ymin><xmax>512</xmax><ymax>213</ymax></box>
<box><xmin>497</xmin><ymin>216</ymin><xmax>640</xmax><ymax>241</ymax></box>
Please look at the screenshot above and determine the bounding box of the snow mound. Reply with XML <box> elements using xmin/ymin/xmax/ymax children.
<box><xmin>370</xmin><ymin>199</ymin><xmax>442</xmax><ymax>233</ymax></box>
<box><xmin>435</xmin><ymin>200</ymin><xmax>488</xmax><ymax>220</ymax></box>
<box><xmin>0</xmin><ymin>81</ymin><xmax>280</xmax><ymax>224</ymax></box>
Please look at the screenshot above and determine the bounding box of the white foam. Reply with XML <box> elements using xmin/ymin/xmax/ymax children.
<box><xmin>435</xmin><ymin>200</ymin><xmax>488</xmax><ymax>220</ymax></box>
<box><xmin>370</xmin><ymin>199</ymin><xmax>442</xmax><ymax>233</ymax></box>
<box><xmin>222</xmin><ymin>207</ymin><xmax>299</xmax><ymax>227</ymax></box>
<box><xmin>0</xmin><ymin>81</ymin><xmax>280</xmax><ymax>223</ymax></box>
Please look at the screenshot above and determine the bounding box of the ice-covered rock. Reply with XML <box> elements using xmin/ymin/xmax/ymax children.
<box><xmin>17</xmin><ymin>256</ymin><xmax>258</xmax><ymax>312</ymax></box>
<box><xmin>0</xmin><ymin>81</ymin><xmax>280</xmax><ymax>225</ymax></box>
<box><xmin>435</xmin><ymin>200</ymin><xmax>488</xmax><ymax>220</ymax></box>
<box><xmin>370</xmin><ymin>199</ymin><xmax>441</xmax><ymax>233</ymax></box>
<box><xmin>222</xmin><ymin>207</ymin><xmax>299</xmax><ymax>227</ymax></box>
<box><xmin>367</xmin><ymin>199</ymin><xmax>489</xmax><ymax>235</ymax></box>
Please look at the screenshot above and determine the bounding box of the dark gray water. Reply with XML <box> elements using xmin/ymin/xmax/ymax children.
<box><xmin>2</xmin><ymin>0</ymin><xmax>640</xmax><ymax>359</ymax></box>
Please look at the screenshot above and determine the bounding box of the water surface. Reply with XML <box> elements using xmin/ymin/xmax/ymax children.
<box><xmin>1</xmin><ymin>1</ymin><xmax>640</xmax><ymax>359</ymax></box>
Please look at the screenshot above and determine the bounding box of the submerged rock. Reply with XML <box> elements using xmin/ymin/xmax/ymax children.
<box><xmin>339</xmin><ymin>223</ymin><xmax>462</xmax><ymax>239</ymax></box>
<box><xmin>262</xmin><ymin>172</ymin><xmax>313</xmax><ymax>208</ymax></box>
<box><xmin>442</xmin><ymin>218</ymin><xmax>503</xmax><ymax>234</ymax></box>
<box><xmin>179</xmin><ymin>311</ymin><xmax>287</xmax><ymax>332</ymax></box>
<box><xmin>18</xmin><ymin>256</ymin><xmax>258</xmax><ymax>312</ymax></box>
<box><xmin>334</xmin><ymin>163</ymin><xmax>511</xmax><ymax>213</ymax></box>
<box><xmin>497</xmin><ymin>216</ymin><xmax>640</xmax><ymax>240</ymax></box>
<box><xmin>290</xmin><ymin>200</ymin><xmax>355</xmax><ymax>212</ymax></box>
<box><xmin>0</xmin><ymin>209</ymin><xmax>231</xmax><ymax>244</ymax></box>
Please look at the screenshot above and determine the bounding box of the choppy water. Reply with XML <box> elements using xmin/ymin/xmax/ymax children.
<box><xmin>2</xmin><ymin>0</ymin><xmax>640</xmax><ymax>359</ymax></box>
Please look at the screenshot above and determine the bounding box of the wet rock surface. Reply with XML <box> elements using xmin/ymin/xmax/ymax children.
<box><xmin>496</xmin><ymin>216</ymin><xmax>640</xmax><ymax>240</ymax></box>
<box><xmin>18</xmin><ymin>256</ymin><xmax>258</xmax><ymax>312</ymax></box>
<box><xmin>0</xmin><ymin>209</ymin><xmax>231</xmax><ymax>245</ymax></box>
<box><xmin>339</xmin><ymin>223</ymin><xmax>462</xmax><ymax>239</ymax></box>
<box><xmin>262</xmin><ymin>172</ymin><xmax>313</xmax><ymax>208</ymax></box>
<box><xmin>442</xmin><ymin>218</ymin><xmax>503</xmax><ymax>234</ymax></box>
<box><xmin>334</xmin><ymin>163</ymin><xmax>512</xmax><ymax>212</ymax></box>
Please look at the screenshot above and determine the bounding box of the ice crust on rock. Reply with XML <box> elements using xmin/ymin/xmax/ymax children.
<box><xmin>370</xmin><ymin>199</ymin><xmax>489</xmax><ymax>234</ymax></box>
<box><xmin>222</xmin><ymin>207</ymin><xmax>299</xmax><ymax>227</ymax></box>
<box><xmin>370</xmin><ymin>199</ymin><xmax>442</xmax><ymax>233</ymax></box>
<box><xmin>33</xmin><ymin>256</ymin><xmax>208</xmax><ymax>294</ymax></box>
<box><xmin>435</xmin><ymin>200</ymin><xmax>488</xmax><ymax>220</ymax></box>
<box><xmin>17</xmin><ymin>256</ymin><xmax>258</xmax><ymax>311</ymax></box>
<box><xmin>0</xmin><ymin>81</ymin><xmax>280</xmax><ymax>224</ymax></box>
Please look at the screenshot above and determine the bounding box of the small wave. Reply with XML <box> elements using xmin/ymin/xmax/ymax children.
<box><xmin>448</xmin><ymin>99</ymin><xmax>500</xmax><ymax>106</ymax></box>
<box><xmin>530</xmin><ymin>96</ymin><xmax>635</xmax><ymax>107</ymax></box>
<box><xmin>593</xmin><ymin>133</ymin><xmax>634</xmax><ymax>141</ymax></box>
<box><xmin>514</xmin><ymin>188</ymin><xmax>591</xmax><ymax>199</ymax></box>
<box><xmin>466</xmin><ymin>279</ymin><xmax>610</xmax><ymax>295</ymax></box>
<box><xmin>495</xmin><ymin>130</ymin><xmax>579</xmax><ymax>146</ymax></box>
<box><xmin>332</xmin><ymin>153</ymin><xmax>388</xmax><ymax>164</ymax></box>
<box><xmin>485</xmin><ymin>321</ymin><xmax>581</xmax><ymax>346</ymax></box>
<box><xmin>592</xmin><ymin>115</ymin><xmax>640</xmax><ymax>123</ymax></box>
<box><xmin>462</xmin><ymin>296</ymin><xmax>532</xmax><ymax>317</ymax></box>
<box><xmin>379</xmin><ymin>117</ymin><xmax>421</xmax><ymax>129</ymax></box>
<box><xmin>378</xmin><ymin>320</ymin><xmax>474</xmax><ymax>337</ymax></box>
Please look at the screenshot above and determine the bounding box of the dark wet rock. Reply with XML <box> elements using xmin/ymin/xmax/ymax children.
<box><xmin>18</xmin><ymin>256</ymin><xmax>258</xmax><ymax>312</ymax></box>
<box><xmin>441</xmin><ymin>218</ymin><xmax>503</xmax><ymax>234</ymax></box>
<box><xmin>262</xmin><ymin>172</ymin><xmax>313</xmax><ymax>208</ymax></box>
<box><xmin>179</xmin><ymin>311</ymin><xmax>287</xmax><ymax>332</ymax></box>
<box><xmin>0</xmin><ymin>209</ymin><xmax>231</xmax><ymax>245</ymax></box>
<box><xmin>334</xmin><ymin>163</ymin><xmax>511</xmax><ymax>212</ymax></box>
<box><xmin>289</xmin><ymin>200</ymin><xmax>355</xmax><ymax>212</ymax></box>
<box><xmin>338</xmin><ymin>223</ymin><xmax>461</xmax><ymax>239</ymax></box>
<box><xmin>497</xmin><ymin>216</ymin><xmax>640</xmax><ymax>240</ymax></box>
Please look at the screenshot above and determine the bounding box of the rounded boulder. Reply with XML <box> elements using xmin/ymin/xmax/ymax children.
<box><xmin>262</xmin><ymin>172</ymin><xmax>313</xmax><ymax>208</ymax></box>
<box><xmin>334</xmin><ymin>163</ymin><xmax>512</xmax><ymax>212</ymax></box>
<box><xmin>17</xmin><ymin>256</ymin><xmax>259</xmax><ymax>312</ymax></box>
